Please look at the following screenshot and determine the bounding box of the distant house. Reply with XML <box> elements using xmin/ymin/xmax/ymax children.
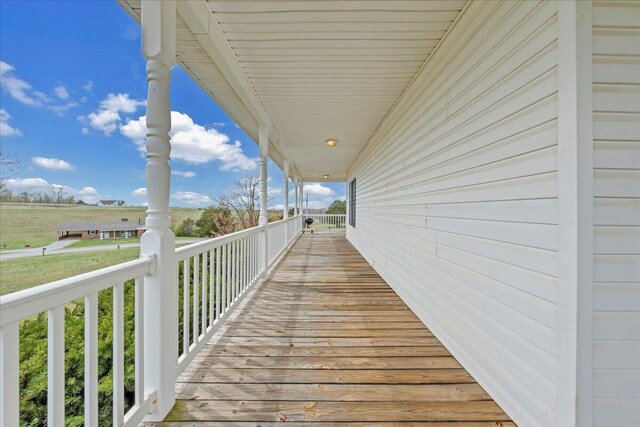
<box><xmin>56</xmin><ymin>218</ymin><xmax>145</xmax><ymax>240</ymax></box>
<box><xmin>99</xmin><ymin>199</ymin><xmax>126</xmax><ymax>206</ymax></box>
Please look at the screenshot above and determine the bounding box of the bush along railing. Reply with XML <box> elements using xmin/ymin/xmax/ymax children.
<box><xmin>304</xmin><ymin>214</ymin><xmax>346</xmax><ymax>231</ymax></box>
<box><xmin>0</xmin><ymin>257</ymin><xmax>156</xmax><ymax>427</ymax></box>
<box><xmin>0</xmin><ymin>215</ymin><xmax>303</xmax><ymax>426</ymax></box>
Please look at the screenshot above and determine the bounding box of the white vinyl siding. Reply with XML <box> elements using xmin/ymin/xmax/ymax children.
<box><xmin>592</xmin><ymin>2</ymin><xmax>640</xmax><ymax>426</ymax></box>
<box><xmin>347</xmin><ymin>1</ymin><xmax>559</xmax><ymax>426</ymax></box>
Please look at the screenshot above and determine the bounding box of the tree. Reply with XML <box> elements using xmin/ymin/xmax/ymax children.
<box><xmin>216</xmin><ymin>173</ymin><xmax>275</xmax><ymax>229</ymax></box>
<box><xmin>0</xmin><ymin>152</ymin><xmax>19</xmax><ymax>189</ymax></box>
<box><xmin>195</xmin><ymin>207</ymin><xmax>236</xmax><ymax>237</ymax></box>
<box><xmin>326</xmin><ymin>199</ymin><xmax>346</xmax><ymax>214</ymax></box>
<box><xmin>50</xmin><ymin>185</ymin><xmax>67</xmax><ymax>204</ymax></box>
<box><xmin>175</xmin><ymin>218</ymin><xmax>196</xmax><ymax>237</ymax></box>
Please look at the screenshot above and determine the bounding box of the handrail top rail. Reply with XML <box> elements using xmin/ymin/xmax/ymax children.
<box><xmin>0</xmin><ymin>256</ymin><xmax>154</xmax><ymax>327</ymax></box>
<box><xmin>175</xmin><ymin>216</ymin><xmax>299</xmax><ymax>260</ymax></box>
<box><xmin>304</xmin><ymin>213</ymin><xmax>346</xmax><ymax>216</ymax></box>
<box><xmin>175</xmin><ymin>223</ymin><xmax>263</xmax><ymax>260</ymax></box>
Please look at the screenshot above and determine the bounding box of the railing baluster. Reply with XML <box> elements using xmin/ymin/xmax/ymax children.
<box><xmin>113</xmin><ymin>282</ymin><xmax>125</xmax><ymax>426</ymax></box>
<box><xmin>232</xmin><ymin>240</ymin><xmax>237</xmax><ymax>302</ymax></box>
<box><xmin>134</xmin><ymin>277</ymin><xmax>144</xmax><ymax>407</ymax></box>
<box><xmin>84</xmin><ymin>293</ymin><xmax>99</xmax><ymax>427</ymax></box>
<box><xmin>216</xmin><ymin>247</ymin><xmax>221</xmax><ymax>320</ymax></box>
<box><xmin>209</xmin><ymin>249</ymin><xmax>214</xmax><ymax>327</ymax></box>
<box><xmin>243</xmin><ymin>237</ymin><xmax>247</xmax><ymax>292</ymax></box>
<box><xmin>193</xmin><ymin>255</ymin><xmax>199</xmax><ymax>341</ymax></box>
<box><xmin>201</xmin><ymin>251</ymin><xmax>207</xmax><ymax>333</ymax></box>
<box><xmin>0</xmin><ymin>322</ymin><xmax>19</xmax><ymax>427</ymax></box>
<box><xmin>224</xmin><ymin>243</ymin><xmax>232</xmax><ymax>311</ymax></box>
<box><xmin>48</xmin><ymin>305</ymin><xmax>65</xmax><ymax>427</ymax></box>
<box><xmin>183</xmin><ymin>258</ymin><xmax>190</xmax><ymax>354</ymax></box>
<box><xmin>222</xmin><ymin>243</ymin><xmax>228</xmax><ymax>313</ymax></box>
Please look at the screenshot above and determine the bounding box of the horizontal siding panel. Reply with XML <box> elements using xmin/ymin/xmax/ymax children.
<box><xmin>594</xmin><ymin>198</ymin><xmax>640</xmax><ymax>226</ymax></box>
<box><xmin>594</xmin><ymin>226</ymin><xmax>640</xmax><ymax>254</ymax></box>
<box><xmin>593</xmin><ymin>84</ymin><xmax>640</xmax><ymax>113</ymax></box>
<box><xmin>593</xmin><ymin>340</ymin><xmax>640</xmax><ymax>369</ymax></box>
<box><xmin>594</xmin><ymin>141</ymin><xmax>640</xmax><ymax>170</ymax></box>
<box><xmin>594</xmin><ymin>283</ymin><xmax>640</xmax><ymax>311</ymax></box>
<box><xmin>593</xmin><ymin>57</ymin><xmax>640</xmax><ymax>85</ymax></box>
<box><xmin>593</xmin><ymin>311</ymin><xmax>640</xmax><ymax>340</ymax></box>
<box><xmin>593</xmin><ymin>2</ymin><xmax>640</xmax><ymax>28</ymax></box>
<box><xmin>593</xmin><ymin>398</ymin><xmax>640</xmax><ymax>427</ymax></box>
<box><xmin>426</xmin><ymin>198</ymin><xmax>558</xmax><ymax>225</ymax></box>
<box><xmin>594</xmin><ymin>255</ymin><xmax>640</xmax><ymax>282</ymax></box>
<box><xmin>593</xmin><ymin>369</ymin><xmax>640</xmax><ymax>398</ymax></box>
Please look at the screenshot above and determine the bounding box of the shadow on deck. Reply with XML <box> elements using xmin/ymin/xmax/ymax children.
<box><xmin>154</xmin><ymin>233</ymin><xmax>514</xmax><ymax>426</ymax></box>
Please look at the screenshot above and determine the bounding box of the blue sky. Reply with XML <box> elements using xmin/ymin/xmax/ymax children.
<box><xmin>0</xmin><ymin>0</ymin><xmax>345</xmax><ymax>209</ymax></box>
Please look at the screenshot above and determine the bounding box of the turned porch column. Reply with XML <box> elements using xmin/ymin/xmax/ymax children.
<box><xmin>258</xmin><ymin>125</ymin><xmax>269</xmax><ymax>273</ymax></box>
<box><xmin>294</xmin><ymin>176</ymin><xmax>299</xmax><ymax>216</ymax></box>
<box><xmin>139</xmin><ymin>0</ymin><xmax>177</xmax><ymax>421</ymax></box>
<box><xmin>283</xmin><ymin>159</ymin><xmax>289</xmax><ymax>243</ymax></box>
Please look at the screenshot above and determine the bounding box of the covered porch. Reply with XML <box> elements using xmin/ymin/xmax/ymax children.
<box><xmin>1</xmin><ymin>1</ymin><xmax>637</xmax><ymax>426</ymax></box>
<box><xmin>161</xmin><ymin>233</ymin><xmax>512</xmax><ymax>425</ymax></box>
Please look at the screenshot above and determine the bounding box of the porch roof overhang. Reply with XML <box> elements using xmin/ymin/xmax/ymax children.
<box><xmin>117</xmin><ymin>0</ymin><xmax>467</xmax><ymax>182</ymax></box>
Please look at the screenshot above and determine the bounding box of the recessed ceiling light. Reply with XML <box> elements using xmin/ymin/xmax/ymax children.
<box><xmin>323</xmin><ymin>175</ymin><xmax>330</xmax><ymax>179</ymax></box>
<box><xmin>326</xmin><ymin>139</ymin><xmax>338</xmax><ymax>147</ymax></box>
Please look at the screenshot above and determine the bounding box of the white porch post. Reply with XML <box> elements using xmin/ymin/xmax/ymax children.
<box><xmin>259</xmin><ymin>125</ymin><xmax>269</xmax><ymax>273</ymax></box>
<box><xmin>140</xmin><ymin>0</ymin><xmax>177</xmax><ymax>421</ymax></box>
<box><xmin>283</xmin><ymin>159</ymin><xmax>289</xmax><ymax>244</ymax></box>
<box><xmin>300</xmin><ymin>180</ymin><xmax>305</xmax><ymax>216</ymax></box>
<box><xmin>294</xmin><ymin>176</ymin><xmax>299</xmax><ymax>216</ymax></box>
<box><xmin>283</xmin><ymin>160</ymin><xmax>290</xmax><ymax>220</ymax></box>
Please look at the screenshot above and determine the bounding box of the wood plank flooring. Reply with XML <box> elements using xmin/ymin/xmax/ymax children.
<box><xmin>155</xmin><ymin>233</ymin><xmax>514</xmax><ymax>426</ymax></box>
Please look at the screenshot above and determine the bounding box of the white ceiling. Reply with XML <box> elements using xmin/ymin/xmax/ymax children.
<box><xmin>119</xmin><ymin>0</ymin><xmax>467</xmax><ymax>181</ymax></box>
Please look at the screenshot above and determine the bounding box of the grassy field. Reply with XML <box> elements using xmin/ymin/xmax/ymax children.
<box><xmin>0</xmin><ymin>248</ymin><xmax>140</xmax><ymax>295</ymax></box>
<box><xmin>0</xmin><ymin>203</ymin><xmax>202</xmax><ymax>250</ymax></box>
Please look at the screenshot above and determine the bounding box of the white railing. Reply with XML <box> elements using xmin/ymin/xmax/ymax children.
<box><xmin>304</xmin><ymin>214</ymin><xmax>346</xmax><ymax>231</ymax></box>
<box><xmin>287</xmin><ymin>215</ymin><xmax>301</xmax><ymax>243</ymax></box>
<box><xmin>0</xmin><ymin>215</ymin><xmax>303</xmax><ymax>426</ymax></box>
<box><xmin>0</xmin><ymin>256</ymin><xmax>156</xmax><ymax>427</ymax></box>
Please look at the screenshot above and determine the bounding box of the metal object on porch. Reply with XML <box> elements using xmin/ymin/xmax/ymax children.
<box><xmin>303</xmin><ymin>217</ymin><xmax>314</xmax><ymax>234</ymax></box>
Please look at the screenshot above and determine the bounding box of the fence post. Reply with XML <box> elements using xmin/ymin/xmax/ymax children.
<box><xmin>140</xmin><ymin>0</ymin><xmax>177</xmax><ymax>420</ymax></box>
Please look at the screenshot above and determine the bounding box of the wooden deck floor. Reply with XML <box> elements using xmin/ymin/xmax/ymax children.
<box><xmin>158</xmin><ymin>233</ymin><xmax>514</xmax><ymax>426</ymax></box>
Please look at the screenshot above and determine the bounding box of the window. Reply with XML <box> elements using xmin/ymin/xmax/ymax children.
<box><xmin>348</xmin><ymin>178</ymin><xmax>356</xmax><ymax>227</ymax></box>
<box><xmin>89</xmin><ymin>230</ymin><xmax>96</xmax><ymax>235</ymax></box>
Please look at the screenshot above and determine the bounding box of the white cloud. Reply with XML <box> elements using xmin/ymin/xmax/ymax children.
<box><xmin>49</xmin><ymin>102</ymin><xmax>79</xmax><ymax>116</ymax></box>
<box><xmin>3</xmin><ymin>177</ymin><xmax>101</xmax><ymax>203</ymax></box>
<box><xmin>80</xmin><ymin>92</ymin><xmax>145</xmax><ymax>135</ymax></box>
<box><xmin>54</xmin><ymin>85</ymin><xmax>69</xmax><ymax>100</ymax></box>
<box><xmin>0</xmin><ymin>109</ymin><xmax>22</xmax><ymax>137</ymax></box>
<box><xmin>172</xmin><ymin>191</ymin><xmax>212</xmax><ymax>207</ymax></box>
<box><xmin>172</xmin><ymin>170</ymin><xmax>196</xmax><ymax>178</ymax></box>
<box><xmin>303</xmin><ymin>183</ymin><xmax>335</xmax><ymax>197</ymax></box>
<box><xmin>0</xmin><ymin>61</ymin><xmax>50</xmax><ymax>107</ymax></box>
<box><xmin>0</xmin><ymin>62</ymin><xmax>49</xmax><ymax>106</ymax></box>
<box><xmin>83</xmin><ymin>80</ymin><xmax>93</xmax><ymax>91</ymax></box>
<box><xmin>32</xmin><ymin>157</ymin><xmax>75</xmax><ymax>171</ymax></box>
<box><xmin>131</xmin><ymin>187</ymin><xmax>147</xmax><ymax>196</ymax></box>
<box><xmin>121</xmin><ymin>111</ymin><xmax>257</xmax><ymax>170</ymax></box>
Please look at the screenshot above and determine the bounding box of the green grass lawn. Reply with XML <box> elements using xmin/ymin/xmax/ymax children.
<box><xmin>0</xmin><ymin>248</ymin><xmax>140</xmax><ymax>296</ymax></box>
<box><xmin>0</xmin><ymin>203</ymin><xmax>202</xmax><ymax>250</ymax></box>
<box><xmin>68</xmin><ymin>236</ymin><xmax>198</xmax><ymax>249</ymax></box>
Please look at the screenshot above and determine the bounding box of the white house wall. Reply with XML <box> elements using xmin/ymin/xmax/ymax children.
<box><xmin>592</xmin><ymin>1</ymin><xmax>640</xmax><ymax>425</ymax></box>
<box><xmin>347</xmin><ymin>1</ymin><xmax>560</xmax><ymax>426</ymax></box>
